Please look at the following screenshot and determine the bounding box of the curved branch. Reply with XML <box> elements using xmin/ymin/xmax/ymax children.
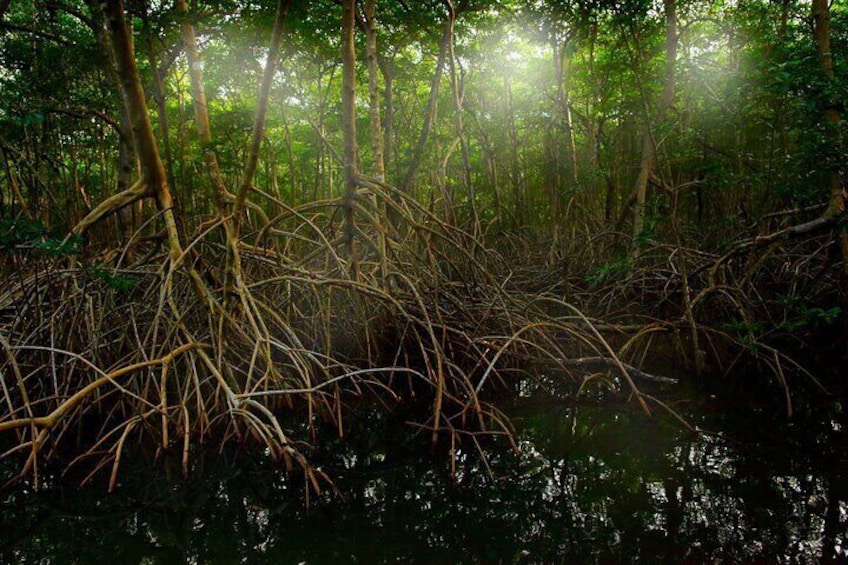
<box><xmin>0</xmin><ymin>343</ymin><xmax>198</xmax><ymax>433</ymax></box>
<box><xmin>708</xmin><ymin>213</ymin><xmax>840</xmax><ymax>281</ymax></box>
<box><xmin>72</xmin><ymin>178</ymin><xmax>150</xmax><ymax>237</ymax></box>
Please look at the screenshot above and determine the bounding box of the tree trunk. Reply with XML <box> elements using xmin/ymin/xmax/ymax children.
<box><xmin>583</xmin><ymin>21</ymin><xmax>600</xmax><ymax>194</ymax></box>
<box><xmin>282</xmin><ymin>110</ymin><xmax>297</xmax><ymax>205</ymax></box>
<box><xmin>77</xmin><ymin>1</ymin><xmax>213</xmax><ymax>314</ymax></box>
<box><xmin>504</xmin><ymin>74</ymin><xmax>524</xmax><ymax>227</ymax></box>
<box><xmin>0</xmin><ymin>147</ymin><xmax>30</xmax><ymax>218</ymax></box>
<box><xmin>341</xmin><ymin>0</ymin><xmax>359</xmax><ymax>267</ymax></box>
<box><xmin>96</xmin><ymin>0</ymin><xmax>184</xmax><ymax>268</ymax></box>
<box><xmin>398</xmin><ymin>17</ymin><xmax>451</xmax><ymax>197</ymax></box>
<box><xmin>376</xmin><ymin>54</ymin><xmax>394</xmax><ymax>179</ymax></box>
<box><xmin>176</xmin><ymin>0</ymin><xmax>231</xmax><ymax>215</ymax></box>
<box><xmin>363</xmin><ymin>0</ymin><xmax>385</xmax><ymax>182</ymax></box>
<box><xmin>812</xmin><ymin>0</ymin><xmax>846</xmax><ymax>230</ymax></box>
<box><xmin>445</xmin><ymin>0</ymin><xmax>475</xmax><ymax>232</ymax></box>
<box><xmin>142</xmin><ymin>2</ymin><xmax>176</xmax><ymax>192</ymax></box>
<box><xmin>233</xmin><ymin>0</ymin><xmax>290</xmax><ymax>233</ymax></box>
<box><xmin>115</xmin><ymin>107</ymin><xmax>139</xmax><ymax>244</ymax></box>
<box><xmin>632</xmin><ymin>0</ymin><xmax>676</xmax><ymax>249</ymax></box>
<box><xmin>554</xmin><ymin>37</ymin><xmax>577</xmax><ymax>185</ymax></box>
<box><xmin>88</xmin><ymin>1</ymin><xmax>141</xmax><ymax>243</ymax></box>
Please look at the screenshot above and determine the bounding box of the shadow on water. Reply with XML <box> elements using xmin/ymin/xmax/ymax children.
<box><xmin>1</xmin><ymin>373</ymin><xmax>847</xmax><ymax>564</ymax></box>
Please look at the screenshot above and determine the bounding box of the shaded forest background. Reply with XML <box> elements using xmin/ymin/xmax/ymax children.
<box><xmin>0</xmin><ymin>0</ymin><xmax>846</xmax><ymax>488</ymax></box>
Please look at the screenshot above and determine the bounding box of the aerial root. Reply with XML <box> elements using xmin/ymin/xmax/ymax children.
<box><xmin>1</xmin><ymin>181</ymin><xmax>698</xmax><ymax>490</ymax></box>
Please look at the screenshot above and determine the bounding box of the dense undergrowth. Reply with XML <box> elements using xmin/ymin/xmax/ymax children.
<box><xmin>1</xmin><ymin>187</ymin><xmax>843</xmax><ymax>492</ymax></box>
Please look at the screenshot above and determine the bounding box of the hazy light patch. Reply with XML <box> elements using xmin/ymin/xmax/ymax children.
<box><xmin>497</xmin><ymin>30</ymin><xmax>547</xmax><ymax>73</ymax></box>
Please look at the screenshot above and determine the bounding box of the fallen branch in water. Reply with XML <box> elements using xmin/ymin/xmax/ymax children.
<box><xmin>560</xmin><ymin>356</ymin><xmax>679</xmax><ymax>386</ymax></box>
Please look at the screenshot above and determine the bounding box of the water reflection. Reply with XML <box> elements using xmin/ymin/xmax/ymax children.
<box><xmin>1</xmin><ymin>390</ymin><xmax>846</xmax><ymax>563</ymax></box>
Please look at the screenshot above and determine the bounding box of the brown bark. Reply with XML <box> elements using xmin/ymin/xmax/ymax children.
<box><xmin>80</xmin><ymin>1</ymin><xmax>211</xmax><ymax>312</ymax></box>
<box><xmin>281</xmin><ymin>111</ymin><xmax>297</xmax><ymax>205</ymax></box>
<box><xmin>812</xmin><ymin>0</ymin><xmax>848</xmax><ymax>274</ymax></box>
<box><xmin>445</xmin><ymin>0</ymin><xmax>474</xmax><ymax>232</ymax></box>
<box><xmin>363</xmin><ymin>0</ymin><xmax>386</xmax><ymax>182</ymax></box>
<box><xmin>233</xmin><ymin>0</ymin><xmax>290</xmax><ymax>232</ymax></box>
<box><xmin>142</xmin><ymin>2</ymin><xmax>176</xmax><ymax>191</ymax></box>
<box><xmin>632</xmin><ymin>0</ymin><xmax>676</xmax><ymax>248</ymax></box>
<box><xmin>0</xmin><ymin>148</ymin><xmax>31</xmax><ymax>218</ymax></box>
<box><xmin>631</xmin><ymin>134</ymin><xmax>655</xmax><ymax>243</ymax></box>
<box><xmin>399</xmin><ymin>18</ymin><xmax>452</xmax><ymax>197</ymax></box>
<box><xmin>311</xmin><ymin>68</ymin><xmax>337</xmax><ymax>201</ymax></box>
<box><xmin>361</xmin><ymin>0</ymin><xmax>391</xmax><ymax>282</ymax></box>
<box><xmin>812</xmin><ymin>1</ymin><xmax>846</xmax><ymax>214</ymax></box>
<box><xmin>437</xmin><ymin>136</ymin><xmax>460</xmax><ymax>225</ymax></box>
<box><xmin>176</xmin><ymin>0</ymin><xmax>232</xmax><ymax>215</ymax></box>
<box><xmin>376</xmin><ymin>54</ymin><xmax>394</xmax><ymax>178</ymax></box>
<box><xmin>86</xmin><ymin>0</ymin><xmax>140</xmax><ymax>241</ymax></box>
<box><xmin>115</xmin><ymin>106</ymin><xmax>140</xmax><ymax>243</ymax></box>
<box><xmin>504</xmin><ymin>74</ymin><xmax>524</xmax><ymax>226</ymax></box>
<box><xmin>554</xmin><ymin>38</ymin><xmax>577</xmax><ymax>185</ymax></box>
<box><xmin>101</xmin><ymin>1</ymin><xmax>181</xmax><ymax>259</ymax></box>
<box><xmin>468</xmin><ymin>94</ymin><xmax>500</xmax><ymax>220</ymax></box>
<box><xmin>583</xmin><ymin>21</ymin><xmax>599</xmax><ymax>190</ymax></box>
<box><xmin>73</xmin><ymin>179</ymin><xmax>149</xmax><ymax>237</ymax></box>
<box><xmin>341</xmin><ymin>0</ymin><xmax>359</xmax><ymax>264</ymax></box>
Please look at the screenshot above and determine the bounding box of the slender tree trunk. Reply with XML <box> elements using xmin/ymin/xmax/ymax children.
<box><xmin>363</xmin><ymin>0</ymin><xmax>385</xmax><ymax>182</ymax></box>
<box><xmin>1</xmin><ymin>148</ymin><xmax>30</xmax><ymax>218</ymax></box>
<box><xmin>504</xmin><ymin>74</ymin><xmax>524</xmax><ymax>227</ymax></box>
<box><xmin>812</xmin><ymin>0</ymin><xmax>846</xmax><ymax>236</ymax></box>
<box><xmin>812</xmin><ymin>0</ymin><xmax>848</xmax><ymax>286</ymax></box>
<box><xmin>142</xmin><ymin>2</ymin><xmax>176</xmax><ymax>191</ymax></box>
<box><xmin>311</xmin><ymin>70</ymin><xmax>335</xmax><ymax>201</ymax></box>
<box><xmin>233</xmin><ymin>0</ymin><xmax>290</xmax><ymax>233</ymax></box>
<box><xmin>437</xmin><ymin>136</ymin><xmax>460</xmax><ymax>225</ymax></box>
<box><xmin>468</xmin><ymin>94</ymin><xmax>501</xmax><ymax>222</ymax></box>
<box><xmin>341</xmin><ymin>0</ymin><xmax>359</xmax><ymax>267</ymax></box>
<box><xmin>88</xmin><ymin>0</ymin><xmax>141</xmax><ymax>243</ymax></box>
<box><xmin>360</xmin><ymin>0</ymin><xmax>391</xmax><ymax>282</ymax></box>
<box><xmin>176</xmin><ymin>0</ymin><xmax>231</xmax><ymax>215</ymax></box>
<box><xmin>445</xmin><ymin>0</ymin><xmax>475</xmax><ymax>233</ymax></box>
<box><xmin>632</xmin><ymin>0</ymin><xmax>676</xmax><ymax>249</ymax></box>
<box><xmin>584</xmin><ymin>22</ymin><xmax>599</xmax><ymax>192</ymax></box>
<box><xmin>554</xmin><ymin>38</ymin><xmax>577</xmax><ymax>185</ymax></box>
<box><xmin>282</xmin><ymin>110</ymin><xmax>297</xmax><ymax>205</ymax></box>
<box><xmin>399</xmin><ymin>18</ymin><xmax>451</xmax><ymax>197</ymax></box>
<box><xmin>631</xmin><ymin>134</ymin><xmax>655</xmax><ymax>244</ymax></box>
<box><xmin>552</xmin><ymin>36</ymin><xmax>578</xmax><ymax>228</ymax></box>
<box><xmin>116</xmin><ymin>107</ymin><xmax>139</xmax><ymax>244</ymax></box>
<box><xmin>376</xmin><ymin>54</ymin><xmax>394</xmax><ymax>179</ymax></box>
<box><xmin>101</xmin><ymin>0</ymin><xmax>182</xmax><ymax>266</ymax></box>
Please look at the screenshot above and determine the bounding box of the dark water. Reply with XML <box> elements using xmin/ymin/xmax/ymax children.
<box><xmin>1</xmin><ymin>377</ymin><xmax>846</xmax><ymax>564</ymax></box>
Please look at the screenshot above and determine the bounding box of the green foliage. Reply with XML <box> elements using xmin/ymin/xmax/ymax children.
<box><xmin>726</xmin><ymin>298</ymin><xmax>841</xmax><ymax>342</ymax></box>
<box><xmin>777</xmin><ymin>296</ymin><xmax>842</xmax><ymax>333</ymax></box>
<box><xmin>584</xmin><ymin>256</ymin><xmax>633</xmax><ymax>289</ymax></box>
<box><xmin>724</xmin><ymin>319</ymin><xmax>760</xmax><ymax>334</ymax></box>
<box><xmin>87</xmin><ymin>263</ymin><xmax>138</xmax><ymax>294</ymax></box>
<box><xmin>0</xmin><ymin>217</ymin><xmax>82</xmax><ymax>256</ymax></box>
<box><xmin>633</xmin><ymin>214</ymin><xmax>657</xmax><ymax>247</ymax></box>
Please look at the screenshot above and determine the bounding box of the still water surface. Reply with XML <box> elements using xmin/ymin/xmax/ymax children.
<box><xmin>1</xmin><ymin>378</ymin><xmax>846</xmax><ymax>564</ymax></box>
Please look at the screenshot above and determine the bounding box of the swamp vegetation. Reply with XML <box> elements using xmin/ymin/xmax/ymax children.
<box><xmin>0</xmin><ymin>0</ymin><xmax>847</xmax><ymax>561</ymax></box>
